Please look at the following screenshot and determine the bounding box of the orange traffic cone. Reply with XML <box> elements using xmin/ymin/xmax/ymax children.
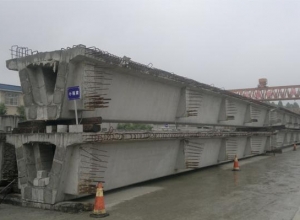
<box><xmin>294</xmin><ymin>143</ymin><xmax>297</xmax><ymax>151</ymax></box>
<box><xmin>232</xmin><ymin>155</ymin><xmax>240</xmax><ymax>171</ymax></box>
<box><xmin>90</xmin><ymin>182</ymin><xmax>109</xmax><ymax>218</ymax></box>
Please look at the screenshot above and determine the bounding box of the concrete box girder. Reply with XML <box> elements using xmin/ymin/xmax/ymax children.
<box><xmin>5</xmin><ymin>130</ymin><xmax>297</xmax><ymax>204</ymax></box>
<box><xmin>6</xmin><ymin>46</ymin><xmax>300</xmax><ymax>128</ymax></box>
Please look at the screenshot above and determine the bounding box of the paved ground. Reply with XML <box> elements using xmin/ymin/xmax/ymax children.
<box><xmin>1</xmin><ymin>147</ymin><xmax>300</xmax><ymax>220</ymax></box>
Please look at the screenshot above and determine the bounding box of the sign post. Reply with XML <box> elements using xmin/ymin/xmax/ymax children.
<box><xmin>67</xmin><ymin>86</ymin><xmax>81</xmax><ymax>125</ymax></box>
<box><xmin>74</xmin><ymin>100</ymin><xmax>78</xmax><ymax>125</ymax></box>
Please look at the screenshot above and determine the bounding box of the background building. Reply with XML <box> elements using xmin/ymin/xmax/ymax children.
<box><xmin>0</xmin><ymin>83</ymin><xmax>23</xmax><ymax>115</ymax></box>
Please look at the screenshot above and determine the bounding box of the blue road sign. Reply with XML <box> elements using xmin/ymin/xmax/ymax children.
<box><xmin>67</xmin><ymin>86</ymin><xmax>81</xmax><ymax>100</ymax></box>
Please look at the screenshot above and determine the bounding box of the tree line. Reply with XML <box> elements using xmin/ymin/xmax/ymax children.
<box><xmin>268</xmin><ymin>101</ymin><xmax>300</xmax><ymax>113</ymax></box>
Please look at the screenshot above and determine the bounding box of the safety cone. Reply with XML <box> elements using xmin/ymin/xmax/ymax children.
<box><xmin>232</xmin><ymin>155</ymin><xmax>240</xmax><ymax>171</ymax></box>
<box><xmin>294</xmin><ymin>143</ymin><xmax>297</xmax><ymax>151</ymax></box>
<box><xmin>90</xmin><ymin>182</ymin><xmax>109</xmax><ymax>218</ymax></box>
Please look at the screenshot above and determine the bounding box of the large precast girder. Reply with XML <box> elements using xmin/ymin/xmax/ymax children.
<box><xmin>5</xmin><ymin>130</ymin><xmax>299</xmax><ymax>204</ymax></box>
<box><xmin>6</xmin><ymin>45</ymin><xmax>300</xmax><ymax>128</ymax></box>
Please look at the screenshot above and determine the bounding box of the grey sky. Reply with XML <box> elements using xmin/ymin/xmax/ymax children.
<box><xmin>0</xmin><ymin>0</ymin><xmax>299</xmax><ymax>90</ymax></box>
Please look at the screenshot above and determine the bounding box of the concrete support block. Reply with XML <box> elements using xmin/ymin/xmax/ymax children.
<box><xmin>69</xmin><ymin>125</ymin><xmax>83</xmax><ymax>133</ymax></box>
<box><xmin>33</xmin><ymin>178</ymin><xmax>39</xmax><ymax>186</ymax></box>
<box><xmin>31</xmin><ymin>187</ymin><xmax>45</xmax><ymax>202</ymax></box>
<box><xmin>46</xmin><ymin>125</ymin><xmax>57</xmax><ymax>133</ymax></box>
<box><xmin>38</xmin><ymin>178</ymin><xmax>46</xmax><ymax>187</ymax></box>
<box><xmin>33</xmin><ymin>177</ymin><xmax>50</xmax><ymax>187</ymax></box>
<box><xmin>57</xmin><ymin>125</ymin><xmax>68</xmax><ymax>133</ymax></box>
<box><xmin>37</xmin><ymin>170</ymin><xmax>48</xmax><ymax>178</ymax></box>
<box><xmin>44</xmin><ymin>177</ymin><xmax>50</xmax><ymax>186</ymax></box>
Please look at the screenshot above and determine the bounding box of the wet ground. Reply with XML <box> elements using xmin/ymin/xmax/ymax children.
<box><xmin>1</xmin><ymin>147</ymin><xmax>300</xmax><ymax>220</ymax></box>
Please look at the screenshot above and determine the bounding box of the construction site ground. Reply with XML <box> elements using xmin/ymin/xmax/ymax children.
<box><xmin>2</xmin><ymin>147</ymin><xmax>300</xmax><ymax>220</ymax></box>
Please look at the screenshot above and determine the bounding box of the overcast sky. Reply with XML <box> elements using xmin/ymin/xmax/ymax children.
<box><xmin>0</xmin><ymin>0</ymin><xmax>299</xmax><ymax>90</ymax></box>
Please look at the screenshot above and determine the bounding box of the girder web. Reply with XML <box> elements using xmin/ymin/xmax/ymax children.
<box><xmin>226</xmin><ymin>99</ymin><xmax>237</xmax><ymax>119</ymax></box>
<box><xmin>186</xmin><ymin>89</ymin><xmax>203</xmax><ymax>117</ymax></box>
<box><xmin>226</xmin><ymin>138</ymin><xmax>238</xmax><ymax>160</ymax></box>
<box><xmin>79</xmin><ymin>146</ymin><xmax>109</xmax><ymax>194</ymax></box>
<box><xmin>251</xmin><ymin>137</ymin><xmax>264</xmax><ymax>154</ymax></box>
<box><xmin>269</xmin><ymin>111</ymin><xmax>278</xmax><ymax>124</ymax></box>
<box><xmin>83</xmin><ymin>62</ymin><xmax>112</xmax><ymax>110</ymax></box>
<box><xmin>184</xmin><ymin>141</ymin><xmax>204</xmax><ymax>168</ymax></box>
<box><xmin>251</xmin><ymin>106</ymin><xmax>261</xmax><ymax>120</ymax></box>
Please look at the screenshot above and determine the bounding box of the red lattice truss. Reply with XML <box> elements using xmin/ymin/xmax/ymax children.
<box><xmin>229</xmin><ymin>85</ymin><xmax>300</xmax><ymax>101</ymax></box>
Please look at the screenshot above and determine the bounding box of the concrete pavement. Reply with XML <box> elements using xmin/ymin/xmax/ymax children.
<box><xmin>2</xmin><ymin>148</ymin><xmax>300</xmax><ymax>220</ymax></box>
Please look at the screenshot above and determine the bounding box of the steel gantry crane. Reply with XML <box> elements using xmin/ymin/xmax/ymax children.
<box><xmin>229</xmin><ymin>78</ymin><xmax>300</xmax><ymax>101</ymax></box>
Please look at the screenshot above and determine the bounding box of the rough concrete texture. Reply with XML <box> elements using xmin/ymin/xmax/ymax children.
<box><xmin>6</xmin><ymin>133</ymin><xmax>83</xmax><ymax>204</ymax></box>
<box><xmin>69</xmin><ymin>125</ymin><xmax>83</xmax><ymax>133</ymax></box>
<box><xmin>6</xmin><ymin>46</ymin><xmax>300</xmax><ymax>128</ymax></box>
<box><xmin>0</xmin><ymin>194</ymin><xmax>93</xmax><ymax>213</ymax></box>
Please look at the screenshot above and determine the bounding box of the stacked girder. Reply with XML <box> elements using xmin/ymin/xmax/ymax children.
<box><xmin>3</xmin><ymin>45</ymin><xmax>300</xmax><ymax>205</ymax></box>
<box><xmin>6</xmin><ymin>45</ymin><xmax>300</xmax><ymax>127</ymax></box>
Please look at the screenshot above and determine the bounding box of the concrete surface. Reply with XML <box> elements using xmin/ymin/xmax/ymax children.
<box><xmin>2</xmin><ymin>150</ymin><xmax>300</xmax><ymax>220</ymax></box>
